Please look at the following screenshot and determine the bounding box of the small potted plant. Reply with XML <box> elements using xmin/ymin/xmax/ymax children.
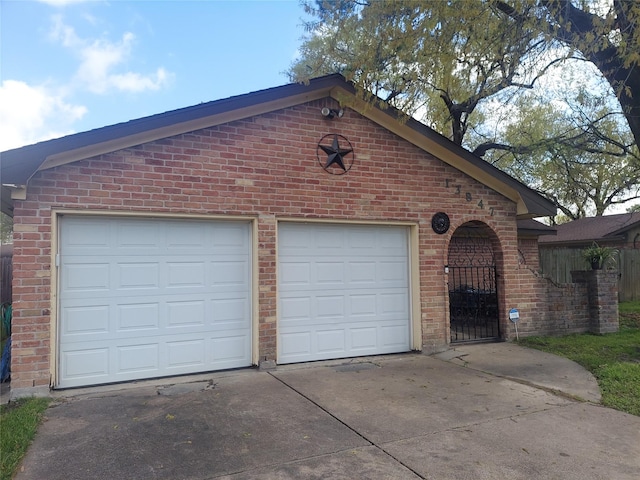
<box><xmin>581</xmin><ymin>242</ymin><xmax>617</xmax><ymax>270</ymax></box>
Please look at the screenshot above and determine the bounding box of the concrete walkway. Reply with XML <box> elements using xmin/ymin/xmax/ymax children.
<box><xmin>10</xmin><ymin>345</ymin><xmax>640</xmax><ymax>479</ymax></box>
<box><xmin>433</xmin><ymin>342</ymin><xmax>602</xmax><ymax>403</ymax></box>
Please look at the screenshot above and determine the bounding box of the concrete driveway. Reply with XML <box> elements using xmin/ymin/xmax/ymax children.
<box><xmin>14</xmin><ymin>344</ymin><xmax>640</xmax><ymax>479</ymax></box>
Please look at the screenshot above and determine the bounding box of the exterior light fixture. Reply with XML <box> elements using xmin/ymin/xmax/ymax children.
<box><xmin>321</xmin><ymin>107</ymin><xmax>344</xmax><ymax>119</ymax></box>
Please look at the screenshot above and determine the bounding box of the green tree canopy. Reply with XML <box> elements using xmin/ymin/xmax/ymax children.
<box><xmin>290</xmin><ymin>0</ymin><xmax>640</xmax><ymax>218</ymax></box>
<box><xmin>500</xmin><ymin>0</ymin><xmax>640</xmax><ymax>149</ymax></box>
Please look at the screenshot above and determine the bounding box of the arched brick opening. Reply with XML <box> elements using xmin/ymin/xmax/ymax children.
<box><xmin>447</xmin><ymin>221</ymin><xmax>504</xmax><ymax>343</ymax></box>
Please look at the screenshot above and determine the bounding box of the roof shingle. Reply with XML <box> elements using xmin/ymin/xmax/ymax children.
<box><xmin>538</xmin><ymin>213</ymin><xmax>640</xmax><ymax>244</ymax></box>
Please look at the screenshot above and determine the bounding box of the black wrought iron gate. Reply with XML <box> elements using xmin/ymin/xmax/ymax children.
<box><xmin>448</xmin><ymin>237</ymin><xmax>500</xmax><ymax>343</ymax></box>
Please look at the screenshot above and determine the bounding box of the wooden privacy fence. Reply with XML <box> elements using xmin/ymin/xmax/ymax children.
<box><xmin>1</xmin><ymin>245</ymin><xmax>11</xmax><ymax>304</ymax></box>
<box><xmin>540</xmin><ymin>247</ymin><xmax>640</xmax><ymax>302</ymax></box>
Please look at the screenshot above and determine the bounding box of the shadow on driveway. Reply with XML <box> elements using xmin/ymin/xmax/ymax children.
<box><xmin>14</xmin><ymin>351</ymin><xmax>640</xmax><ymax>479</ymax></box>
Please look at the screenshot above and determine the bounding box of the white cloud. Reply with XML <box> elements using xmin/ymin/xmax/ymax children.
<box><xmin>37</xmin><ymin>0</ymin><xmax>90</xmax><ymax>6</ymax></box>
<box><xmin>0</xmin><ymin>80</ymin><xmax>87</xmax><ymax>151</ymax></box>
<box><xmin>50</xmin><ymin>15</ymin><xmax>172</xmax><ymax>94</ymax></box>
<box><xmin>1</xmin><ymin>13</ymin><xmax>172</xmax><ymax>151</ymax></box>
<box><xmin>107</xmin><ymin>68</ymin><xmax>169</xmax><ymax>93</ymax></box>
<box><xmin>49</xmin><ymin>13</ymin><xmax>81</xmax><ymax>47</ymax></box>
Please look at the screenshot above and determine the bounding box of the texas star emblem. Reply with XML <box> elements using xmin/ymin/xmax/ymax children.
<box><xmin>317</xmin><ymin>134</ymin><xmax>354</xmax><ymax>174</ymax></box>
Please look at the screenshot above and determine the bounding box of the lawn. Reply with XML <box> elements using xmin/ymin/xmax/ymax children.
<box><xmin>519</xmin><ymin>301</ymin><xmax>640</xmax><ymax>416</ymax></box>
<box><xmin>0</xmin><ymin>397</ymin><xmax>50</xmax><ymax>480</ymax></box>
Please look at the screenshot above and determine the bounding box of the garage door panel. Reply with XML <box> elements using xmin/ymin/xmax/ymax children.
<box><xmin>380</xmin><ymin>261</ymin><xmax>408</xmax><ymax>283</ymax></box>
<box><xmin>278</xmin><ymin>223</ymin><xmax>411</xmax><ymax>364</ymax></box>
<box><xmin>118</xmin><ymin>222</ymin><xmax>163</xmax><ymax>252</ymax></box>
<box><xmin>62</xmin><ymin>263</ymin><xmax>110</xmax><ymax>292</ymax></box>
<box><xmin>280</xmin><ymin>261</ymin><xmax>311</xmax><ymax>286</ymax></box>
<box><xmin>61</xmin><ymin>348</ymin><xmax>110</xmax><ymax>381</ymax></box>
<box><xmin>380</xmin><ymin>324</ymin><xmax>410</xmax><ymax>347</ymax></box>
<box><xmin>279</xmin><ymin>331</ymin><xmax>312</xmax><ymax>358</ymax></box>
<box><xmin>166</xmin><ymin>261</ymin><xmax>206</xmax><ymax>287</ymax></box>
<box><xmin>210</xmin><ymin>260</ymin><xmax>249</xmax><ymax>287</ymax></box>
<box><xmin>348</xmin><ymin>261</ymin><xmax>376</xmax><ymax>284</ymax></box>
<box><xmin>211</xmin><ymin>223</ymin><xmax>250</xmax><ymax>248</ymax></box>
<box><xmin>316</xmin><ymin>262</ymin><xmax>345</xmax><ymax>284</ymax></box>
<box><xmin>317</xmin><ymin>329</ymin><xmax>346</xmax><ymax>353</ymax></box>
<box><xmin>350</xmin><ymin>327</ymin><xmax>377</xmax><ymax>350</ymax></box>
<box><xmin>59</xmin><ymin>332</ymin><xmax>252</xmax><ymax>388</ymax></box>
<box><xmin>350</xmin><ymin>294</ymin><xmax>377</xmax><ymax>316</ymax></box>
<box><xmin>380</xmin><ymin>291</ymin><xmax>410</xmax><ymax>315</ymax></box>
<box><xmin>211</xmin><ymin>297</ymin><xmax>249</xmax><ymax>325</ymax></box>
<box><xmin>118</xmin><ymin>262</ymin><xmax>160</xmax><ymax>289</ymax></box>
<box><xmin>348</xmin><ymin>229</ymin><xmax>375</xmax><ymax>249</ymax></box>
<box><xmin>316</xmin><ymin>295</ymin><xmax>345</xmax><ymax>318</ymax></box>
<box><xmin>59</xmin><ymin>217</ymin><xmax>252</xmax><ymax>388</ymax></box>
<box><xmin>117</xmin><ymin>343</ymin><xmax>160</xmax><ymax>373</ymax></box>
<box><xmin>166</xmin><ymin>300</ymin><xmax>206</xmax><ymax>327</ymax></box>
<box><xmin>166</xmin><ymin>339</ymin><xmax>205</xmax><ymax>368</ymax></box>
<box><xmin>117</xmin><ymin>303</ymin><xmax>160</xmax><ymax>331</ymax></box>
<box><xmin>280</xmin><ymin>296</ymin><xmax>311</xmax><ymax>322</ymax></box>
<box><xmin>62</xmin><ymin>305</ymin><xmax>110</xmax><ymax>337</ymax></box>
<box><xmin>210</xmin><ymin>334</ymin><xmax>251</xmax><ymax>363</ymax></box>
<box><xmin>379</xmin><ymin>229</ymin><xmax>408</xmax><ymax>249</ymax></box>
<box><xmin>165</xmin><ymin>224</ymin><xmax>207</xmax><ymax>249</ymax></box>
<box><xmin>63</xmin><ymin>220</ymin><xmax>111</xmax><ymax>253</ymax></box>
<box><xmin>279</xmin><ymin>227</ymin><xmax>312</xmax><ymax>250</ymax></box>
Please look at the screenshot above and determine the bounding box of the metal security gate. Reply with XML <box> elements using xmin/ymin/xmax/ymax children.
<box><xmin>448</xmin><ymin>233</ymin><xmax>500</xmax><ymax>343</ymax></box>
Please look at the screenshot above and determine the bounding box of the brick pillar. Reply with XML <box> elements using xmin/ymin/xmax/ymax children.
<box><xmin>571</xmin><ymin>270</ymin><xmax>619</xmax><ymax>334</ymax></box>
<box><xmin>257</xmin><ymin>214</ymin><xmax>277</xmax><ymax>369</ymax></box>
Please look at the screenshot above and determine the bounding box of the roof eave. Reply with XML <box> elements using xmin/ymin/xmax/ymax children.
<box><xmin>1</xmin><ymin>75</ymin><xmax>348</xmax><ymax>185</ymax></box>
<box><xmin>344</xmin><ymin>95</ymin><xmax>556</xmax><ymax>218</ymax></box>
<box><xmin>1</xmin><ymin>74</ymin><xmax>556</xmax><ymax>218</ymax></box>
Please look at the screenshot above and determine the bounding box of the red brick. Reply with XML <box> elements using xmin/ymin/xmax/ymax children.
<box><xmin>10</xmin><ymin>98</ymin><xmax>532</xmax><ymax>387</ymax></box>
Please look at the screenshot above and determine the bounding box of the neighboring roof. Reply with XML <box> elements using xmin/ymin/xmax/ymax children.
<box><xmin>538</xmin><ymin>213</ymin><xmax>640</xmax><ymax>245</ymax></box>
<box><xmin>516</xmin><ymin>219</ymin><xmax>557</xmax><ymax>237</ymax></box>
<box><xmin>0</xmin><ymin>74</ymin><xmax>556</xmax><ymax>218</ymax></box>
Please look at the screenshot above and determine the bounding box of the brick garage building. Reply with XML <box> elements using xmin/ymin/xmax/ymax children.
<box><xmin>1</xmin><ymin>75</ymin><xmax>556</xmax><ymax>395</ymax></box>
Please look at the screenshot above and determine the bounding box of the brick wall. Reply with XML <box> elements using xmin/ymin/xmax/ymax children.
<box><xmin>511</xmin><ymin>236</ymin><xmax>622</xmax><ymax>338</ymax></box>
<box><xmin>11</xmin><ymin>99</ymin><xmax>521</xmax><ymax>389</ymax></box>
<box><xmin>512</xmin><ymin>264</ymin><xmax>618</xmax><ymax>338</ymax></box>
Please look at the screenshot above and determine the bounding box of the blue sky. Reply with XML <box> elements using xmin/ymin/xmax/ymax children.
<box><xmin>0</xmin><ymin>0</ymin><xmax>308</xmax><ymax>151</ymax></box>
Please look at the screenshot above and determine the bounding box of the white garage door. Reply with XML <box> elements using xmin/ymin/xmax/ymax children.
<box><xmin>58</xmin><ymin>216</ymin><xmax>252</xmax><ymax>388</ymax></box>
<box><xmin>278</xmin><ymin>223</ymin><xmax>411</xmax><ymax>364</ymax></box>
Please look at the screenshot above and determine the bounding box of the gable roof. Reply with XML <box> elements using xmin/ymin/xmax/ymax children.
<box><xmin>1</xmin><ymin>74</ymin><xmax>555</xmax><ymax>218</ymax></box>
<box><xmin>538</xmin><ymin>213</ymin><xmax>640</xmax><ymax>245</ymax></box>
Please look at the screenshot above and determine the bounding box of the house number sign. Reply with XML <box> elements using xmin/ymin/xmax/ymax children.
<box><xmin>445</xmin><ymin>178</ymin><xmax>496</xmax><ymax>216</ymax></box>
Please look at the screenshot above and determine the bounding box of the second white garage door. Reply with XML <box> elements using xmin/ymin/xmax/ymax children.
<box><xmin>278</xmin><ymin>223</ymin><xmax>411</xmax><ymax>364</ymax></box>
<box><xmin>58</xmin><ymin>216</ymin><xmax>252</xmax><ymax>388</ymax></box>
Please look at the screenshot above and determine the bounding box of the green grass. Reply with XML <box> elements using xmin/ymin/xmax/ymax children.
<box><xmin>619</xmin><ymin>300</ymin><xmax>640</xmax><ymax>314</ymax></box>
<box><xmin>0</xmin><ymin>397</ymin><xmax>50</xmax><ymax>480</ymax></box>
<box><xmin>519</xmin><ymin>301</ymin><xmax>640</xmax><ymax>416</ymax></box>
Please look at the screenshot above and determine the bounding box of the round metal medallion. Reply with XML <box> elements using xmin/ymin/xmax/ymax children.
<box><xmin>431</xmin><ymin>212</ymin><xmax>450</xmax><ymax>234</ymax></box>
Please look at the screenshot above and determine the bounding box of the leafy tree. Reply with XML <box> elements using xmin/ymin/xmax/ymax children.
<box><xmin>480</xmin><ymin>79</ymin><xmax>640</xmax><ymax>219</ymax></box>
<box><xmin>628</xmin><ymin>204</ymin><xmax>640</xmax><ymax>213</ymax></box>
<box><xmin>290</xmin><ymin>0</ymin><xmax>640</xmax><ymax>216</ymax></box>
<box><xmin>292</xmin><ymin>0</ymin><xmax>549</xmax><ymax>148</ymax></box>
<box><xmin>497</xmin><ymin>0</ymin><xmax>640</xmax><ymax>149</ymax></box>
